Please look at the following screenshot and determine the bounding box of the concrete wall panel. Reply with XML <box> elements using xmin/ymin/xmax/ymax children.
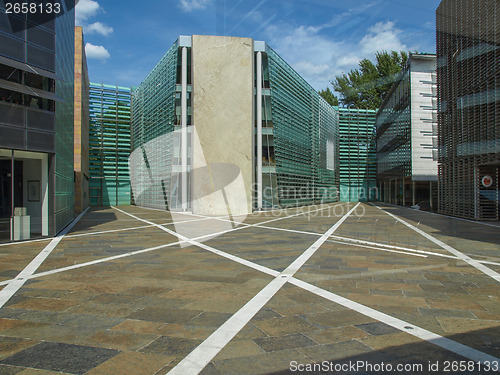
<box><xmin>191</xmin><ymin>35</ymin><xmax>253</xmax><ymax>215</ymax></box>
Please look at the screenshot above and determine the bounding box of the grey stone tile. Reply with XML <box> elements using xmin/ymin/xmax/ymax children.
<box><xmin>128</xmin><ymin>307</ymin><xmax>202</xmax><ymax>324</ymax></box>
<box><xmin>0</xmin><ymin>364</ymin><xmax>24</xmax><ymax>374</ymax></box>
<box><xmin>355</xmin><ymin>322</ymin><xmax>400</xmax><ymax>336</ymax></box>
<box><xmin>187</xmin><ymin>312</ymin><xmax>232</xmax><ymax>327</ymax></box>
<box><xmin>253</xmin><ymin>333</ymin><xmax>317</xmax><ymax>352</ymax></box>
<box><xmin>140</xmin><ymin>336</ymin><xmax>202</xmax><ymax>356</ymax></box>
<box><xmin>0</xmin><ymin>342</ymin><xmax>119</xmax><ymax>374</ymax></box>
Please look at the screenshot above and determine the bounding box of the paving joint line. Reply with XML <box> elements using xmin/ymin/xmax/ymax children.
<box><xmin>167</xmin><ymin>201</ymin><xmax>500</xmax><ymax>374</ymax></box>
<box><xmin>369</xmin><ymin>203</ymin><xmax>500</xmax><ymax>283</ymax></box>
<box><xmin>166</xmin><ymin>202</ymin><xmax>361</xmax><ymax>375</ymax></box>
<box><xmin>0</xmin><ymin>204</ymin><xmax>498</xmax><ymax>370</ymax></box>
<box><xmin>377</xmin><ymin>201</ymin><xmax>500</xmax><ymax>228</ymax></box>
<box><xmin>326</xmin><ymin>239</ymin><xmax>427</xmax><ymax>258</ymax></box>
<box><xmin>0</xmin><ymin>202</ymin><xmax>340</xmax><ymax>286</ymax></box>
<box><xmin>0</xmin><ymin>207</ymin><xmax>89</xmax><ymax>309</ymax></box>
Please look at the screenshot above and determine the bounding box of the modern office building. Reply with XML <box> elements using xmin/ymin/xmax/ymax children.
<box><xmin>130</xmin><ymin>35</ymin><xmax>339</xmax><ymax>216</ymax></box>
<box><xmin>436</xmin><ymin>0</ymin><xmax>499</xmax><ymax>220</ymax></box>
<box><xmin>89</xmin><ymin>82</ymin><xmax>131</xmax><ymax>206</ymax></box>
<box><xmin>337</xmin><ymin>108</ymin><xmax>377</xmax><ymax>202</ymax></box>
<box><xmin>74</xmin><ymin>26</ymin><xmax>89</xmax><ymax>214</ymax></box>
<box><xmin>0</xmin><ymin>3</ymin><xmax>75</xmax><ymax>241</ymax></box>
<box><xmin>376</xmin><ymin>53</ymin><xmax>438</xmax><ymax>209</ymax></box>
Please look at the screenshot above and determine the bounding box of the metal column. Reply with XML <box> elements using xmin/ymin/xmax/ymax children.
<box><xmin>402</xmin><ymin>178</ymin><xmax>405</xmax><ymax>207</ymax></box>
<box><xmin>473</xmin><ymin>166</ymin><xmax>478</xmax><ymax>220</ymax></box>
<box><xmin>10</xmin><ymin>150</ymin><xmax>14</xmax><ymax>242</ymax></box>
<box><xmin>256</xmin><ymin>51</ymin><xmax>263</xmax><ymax>210</ymax></box>
<box><xmin>429</xmin><ymin>181</ymin><xmax>433</xmax><ymax>212</ymax></box>
<box><xmin>412</xmin><ymin>181</ymin><xmax>416</xmax><ymax>207</ymax></box>
<box><xmin>41</xmin><ymin>154</ymin><xmax>48</xmax><ymax>236</ymax></box>
<box><xmin>181</xmin><ymin>46</ymin><xmax>188</xmax><ymax>211</ymax></box>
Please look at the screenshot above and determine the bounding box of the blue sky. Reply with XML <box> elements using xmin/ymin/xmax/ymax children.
<box><xmin>76</xmin><ymin>0</ymin><xmax>441</xmax><ymax>90</ymax></box>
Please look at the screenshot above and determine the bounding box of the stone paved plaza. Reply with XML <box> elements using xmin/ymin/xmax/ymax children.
<box><xmin>0</xmin><ymin>203</ymin><xmax>499</xmax><ymax>374</ymax></box>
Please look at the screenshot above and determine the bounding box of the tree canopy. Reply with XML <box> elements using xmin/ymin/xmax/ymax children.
<box><xmin>319</xmin><ymin>87</ymin><xmax>339</xmax><ymax>106</ymax></box>
<box><xmin>321</xmin><ymin>50</ymin><xmax>409</xmax><ymax>110</ymax></box>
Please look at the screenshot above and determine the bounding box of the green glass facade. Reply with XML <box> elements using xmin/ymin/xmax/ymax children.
<box><xmin>129</xmin><ymin>41</ymin><xmax>181</xmax><ymax>209</ymax></box>
<box><xmin>263</xmin><ymin>47</ymin><xmax>339</xmax><ymax>208</ymax></box>
<box><xmin>337</xmin><ymin>108</ymin><xmax>377</xmax><ymax>202</ymax></box>
<box><xmin>54</xmin><ymin>3</ymin><xmax>76</xmax><ymax>232</ymax></box>
<box><xmin>130</xmin><ymin>36</ymin><xmax>339</xmax><ymax>214</ymax></box>
<box><xmin>89</xmin><ymin>82</ymin><xmax>131</xmax><ymax>206</ymax></box>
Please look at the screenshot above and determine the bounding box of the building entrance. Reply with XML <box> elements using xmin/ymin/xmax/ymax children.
<box><xmin>0</xmin><ymin>149</ymin><xmax>49</xmax><ymax>243</ymax></box>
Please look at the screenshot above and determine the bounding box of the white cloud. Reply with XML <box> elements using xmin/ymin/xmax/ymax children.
<box><xmin>178</xmin><ymin>0</ymin><xmax>212</xmax><ymax>12</ymax></box>
<box><xmin>85</xmin><ymin>43</ymin><xmax>110</xmax><ymax>60</ymax></box>
<box><xmin>265</xmin><ymin>24</ymin><xmax>350</xmax><ymax>90</ymax></box>
<box><xmin>75</xmin><ymin>0</ymin><xmax>100</xmax><ymax>25</ymax></box>
<box><xmin>359</xmin><ymin>21</ymin><xmax>408</xmax><ymax>56</ymax></box>
<box><xmin>263</xmin><ymin>19</ymin><xmax>413</xmax><ymax>90</ymax></box>
<box><xmin>85</xmin><ymin>21</ymin><xmax>113</xmax><ymax>36</ymax></box>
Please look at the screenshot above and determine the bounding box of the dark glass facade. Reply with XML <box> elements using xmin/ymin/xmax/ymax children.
<box><xmin>437</xmin><ymin>0</ymin><xmax>500</xmax><ymax>220</ymax></box>
<box><xmin>54</xmin><ymin>2</ymin><xmax>76</xmax><ymax>232</ymax></box>
<box><xmin>0</xmin><ymin>2</ymin><xmax>59</xmax><ymax>152</ymax></box>
<box><xmin>0</xmin><ymin>1</ymin><xmax>75</xmax><ymax>239</ymax></box>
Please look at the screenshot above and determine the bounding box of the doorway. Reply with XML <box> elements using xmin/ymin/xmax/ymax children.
<box><xmin>0</xmin><ymin>149</ymin><xmax>49</xmax><ymax>243</ymax></box>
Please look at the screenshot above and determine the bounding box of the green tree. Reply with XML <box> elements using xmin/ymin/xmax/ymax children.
<box><xmin>319</xmin><ymin>87</ymin><xmax>339</xmax><ymax>106</ymax></box>
<box><xmin>332</xmin><ymin>51</ymin><xmax>409</xmax><ymax>110</ymax></box>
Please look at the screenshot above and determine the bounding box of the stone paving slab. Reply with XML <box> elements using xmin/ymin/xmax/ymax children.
<box><xmin>373</xmin><ymin>203</ymin><xmax>500</xmax><ymax>259</ymax></box>
<box><xmin>206</xmin><ymin>284</ymin><xmax>482</xmax><ymax>375</ymax></box>
<box><xmin>0</xmin><ymin>242</ymin><xmax>52</xmax><ymax>282</ymax></box>
<box><xmin>202</xmin><ymin>227</ymin><xmax>320</xmax><ymax>272</ymax></box>
<box><xmin>0</xmin><ymin>203</ymin><xmax>498</xmax><ymax>374</ymax></box>
<box><xmin>334</xmin><ymin>204</ymin><xmax>448</xmax><ymax>254</ymax></box>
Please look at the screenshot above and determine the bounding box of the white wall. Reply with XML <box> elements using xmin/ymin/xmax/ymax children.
<box><xmin>410</xmin><ymin>56</ymin><xmax>438</xmax><ymax>181</ymax></box>
<box><xmin>22</xmin><ymin>159</ymin><xmax>42</xmax><ymax>233</ymax></box>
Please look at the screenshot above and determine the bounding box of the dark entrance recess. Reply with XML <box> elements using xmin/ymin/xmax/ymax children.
<box><xmin>0</xmin><ymin>159</ymin><xmax>23</xmax><ymax>242</ymax></box>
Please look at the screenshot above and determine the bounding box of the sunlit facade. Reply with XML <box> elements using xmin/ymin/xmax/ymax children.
<box><xmin>130</xmin><ymin>35</ymin><xmax>339</xmax><ymax>215</ymax></box>
<box><xmin>337</xmin><ymin>108</ymin><xmax>377</xmax><ymax>202</ymax></box>
<box><xmin>74</xmin><ymin>26</ymin><xmax>90</xmax><ymax>214</ymax></box>
<box><xmin>89</xmin><ymin>82</ymin><xmax>131</xmax><ymax>206</ymax></box>
<box><xmin>376</xmin><ymin>53</ymin><xmax>438</xmax><ymax>209</ymax></box>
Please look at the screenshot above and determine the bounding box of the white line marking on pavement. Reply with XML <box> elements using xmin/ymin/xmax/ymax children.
<box><xmin>65</xmin><ymin>224</ymin><xmax>154</xmax><ymax>238</ymax></box>
<box><xmin>378</xmin><ymin>201</ymin><xmax>500</xmax><ymax>228</ymax></box>
<box><xmin>326</xmin><ymin>239</ymin><xmax>427</xmax><ymax>258</ymax></box>
<box><xmin>167</xmin><ymin>203</ymin><xmax>360</xmax><ymax>375</ymax></box>
<box><xmin>0</xmin><ymin>204</ymin><xmax>344</xmax><ymax>286</ymax></box>
<box><xmin>0</xmin><ymin>207</ymin><xmax>89</xmax><ymax>309</ymax></box>
<box><xmin>330</xmin><ymin>235</ymin><xmax>457</xmax><ymax>259</ymax></box>
<box><xmin>1</xmin><ymin>204</ymin><xmax>498</xmax><ymax>369</ymax></box>
<box><xmin>1</xmin><ymin>203</ymin><xmax>495</xmax><ymax>288</ymax></box>
<box><xmin>112</xmin><ymin>206</ymin><xmax>280</xmax><ymax>277</ymax></box>
<box><xmin>63</xmin><ymin>217</ymin><xmax>212</xmax><ymax>239</ymax></box>
<box><xmin>479</xmin><ymin>259</ymin><xmax>500</xmax><ymax>267</ymax></box>
<box><xmin>370</xmin><ymin>203</ymin><xmax>500</xmax><ymax>283</ymax></box>
<box><xmin>0</xmin><ymin>237</ymin><xmax>52</xmax><ymax>247</ymax></box>
<box><xmin>244</xmin><ymin>223</ymin><xmax>448</xmax><ymax>259</ymax></box>
<box><xmin>289</xmin><ymin>277</ymin><xmax>500</xmax><ymax>365</ymax></box>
